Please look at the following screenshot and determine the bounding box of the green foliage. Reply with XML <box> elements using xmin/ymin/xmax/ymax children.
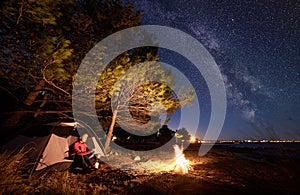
<box><xmin>95</xmin><ymin>47</ymin><xmax>195</xmax><ymax>134</ymax></box>
<box><xmin>0</xmin><ymin>0</ymin><xmax>74</xmax><ymax>92</ymax></box>
<box><xmin>0</xmin><ymin>0</ymin><xmax>194</xmax><ymax>131</ymax></box>
<box><xmin>0</xmin><ymin>0</ymin><xmax>144</xmax><ymax>123</ymax></box>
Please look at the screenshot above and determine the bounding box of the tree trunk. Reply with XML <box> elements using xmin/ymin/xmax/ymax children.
<box><xmin>104</xmin><ymin>109</ymin><xmax>117</xmax><ymax>152</ymax></box>
<box><xmin>3</xmin><ymin>80</ymin><xmax>45</xmax><ymax>126</ymax></box>
<box><xmin>34</xmin><ymin>91</ymin><xmax>49</xmax><ymax>118</ymax></box>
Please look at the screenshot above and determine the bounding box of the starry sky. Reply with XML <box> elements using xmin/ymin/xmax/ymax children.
<box><xmin>125</xmin><ymin>0</ymin><xmax>300</xmax><ymax>140</ymax></box>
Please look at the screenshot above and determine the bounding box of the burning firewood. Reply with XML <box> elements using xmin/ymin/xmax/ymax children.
<box><xmin>173</xmin><ymin>144</ymin><xmax>191</xmax><ymax>174</ymax></box>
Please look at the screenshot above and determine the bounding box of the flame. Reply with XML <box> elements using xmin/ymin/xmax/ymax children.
<box><xmin>173</xmin><ymin>144</ymin><xmax>191</xmax><ymax>174</ymax></box>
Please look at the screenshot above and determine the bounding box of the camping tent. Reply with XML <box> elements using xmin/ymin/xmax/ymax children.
<box><xmin>1</xmin><ymin>122</ymin><xmax>105</xmax><ymax>171</ymax></box>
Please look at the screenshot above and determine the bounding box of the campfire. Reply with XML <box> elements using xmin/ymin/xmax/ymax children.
<box><xmin>103</xmin><ymin>144</ymin><xmax>192</xmax><ymax>174</ymax></box>
<box><xmin>173</xmin><ymin>144</ymin><xmax>191</xmax><ymax>174</ymax></box>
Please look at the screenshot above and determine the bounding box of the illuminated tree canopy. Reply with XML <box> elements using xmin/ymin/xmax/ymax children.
<box><xmin>0</xmin><ymin>0</ymin><xmax>195</xmax><ymax>150</ymax></box>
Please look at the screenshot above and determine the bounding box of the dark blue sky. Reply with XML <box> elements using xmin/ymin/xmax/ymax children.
<box><xmin>126</xmin><ymin>0</ymin><xmax>300</xmax><ymax>140</ymax></box>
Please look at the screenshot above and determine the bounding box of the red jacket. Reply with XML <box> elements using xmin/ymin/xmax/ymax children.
<box><xmin>73</xmin><ymin>141</ymin><xmax>91</xmax><ymax>156</ymax></box>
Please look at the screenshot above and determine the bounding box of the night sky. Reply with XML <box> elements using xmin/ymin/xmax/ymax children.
<box><xmin>126</xmin><ymin>0</ymin><xmax>300</xmax><ymax>140</ymax></box>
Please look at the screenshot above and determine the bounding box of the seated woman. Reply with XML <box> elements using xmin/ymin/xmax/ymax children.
<box><xmin>70</xmin><ymin>133</ymin><xmax>95</xmax><ymax>171</ymax></box>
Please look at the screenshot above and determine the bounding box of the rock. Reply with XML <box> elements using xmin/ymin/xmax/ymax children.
<box><xmin>133</xmin><ymin>156</ymin><xmax>141</xmax><ymax>161</ymax></box>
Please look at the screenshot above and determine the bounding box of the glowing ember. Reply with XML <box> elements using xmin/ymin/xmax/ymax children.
<box><xmin>173</xmin><ymin>144</ymin><xmax>191</xmax><ymax>174</ymax></box>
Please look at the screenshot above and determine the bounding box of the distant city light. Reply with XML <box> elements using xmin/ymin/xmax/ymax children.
<box><xmin>189</xmin><ymin>136</ymin><xmax>197</xmax><ymax>143</ymax></box>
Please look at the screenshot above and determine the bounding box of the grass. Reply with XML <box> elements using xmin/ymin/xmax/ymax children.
<box><xmin>2</xmin><ymin>144</ymin><xmax>298</xmax><ymax>194</ymax></box>
<box><xmin>0</xmin><ymin>148</ymin><xmax>82</xmax><ymax>194</ymax></box>
<box><xmin>0</xmin><ymin>148</ymin><xmax>32</xmax><ymax>194</ymax></box>
<box><xmin>0</xmin><ymin>148</ymin><xmax>137</xmax><ymax>195</ymax></box>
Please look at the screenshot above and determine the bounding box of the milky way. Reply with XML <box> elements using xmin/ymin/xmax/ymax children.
<box><xmin>126</xmin><ymin>0</ymin><xmax>300</xmax><ymax>140</ymax></box>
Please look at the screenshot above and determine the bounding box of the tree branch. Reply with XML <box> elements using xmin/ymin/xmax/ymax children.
<box><xmin>0</xmin><ymin>86</ymin><xmax>20</xmax><ymax>102</ymax></box>
<box><xmin>16</xmin><ymin>0</ymin><xmax>25</xmax><ymax>25</ymax></box>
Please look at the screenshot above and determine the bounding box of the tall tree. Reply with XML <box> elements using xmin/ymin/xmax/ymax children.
<box><xmin>0</xmin><ymin>0</ymin><xmax>142</xmax><ymax>126</ymax></box>
<box><xmin>0</xmin><ymin>0</ymin><xmax>195</xmax><ymax>153</ymax></box>
<box><xmin>93</xmin><ymin>50</ymin><xmax>195</xmax><ymax>151</ymax></box>
<box><xmin>0</xmin><ymin>0</ymin><xmax>74</xmax><ymax>125</ymax></box>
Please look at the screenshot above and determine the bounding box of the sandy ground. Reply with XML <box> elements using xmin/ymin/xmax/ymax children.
<box><xmin>65</xmin><ymin>143</ymin><xmax>300</xmax><ymax>194</ymax></box>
